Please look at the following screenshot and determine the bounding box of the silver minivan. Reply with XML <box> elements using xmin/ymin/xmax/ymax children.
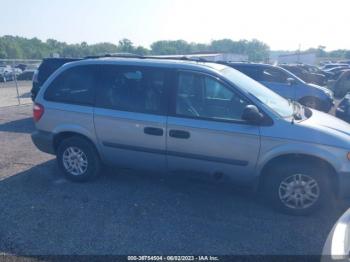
<box><xmin>31</xmin><ymin>58</ymin><xmax>350</xmax><ymax>215</ymax></box>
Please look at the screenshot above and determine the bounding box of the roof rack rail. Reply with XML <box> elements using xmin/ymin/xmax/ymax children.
<box><xmin>84</xmin><ymin>53</ymin><xmax>143</xmax><ymax>59</ymax></box>
<box><xmin>83</xmin><ymin>53</ymin><xmax>210</xmax><ymax>63</ymax></box>
<box><xmin>144</xmin><ymin>55</ymin><xmax>209</xmax><ymax>62</ymax></box>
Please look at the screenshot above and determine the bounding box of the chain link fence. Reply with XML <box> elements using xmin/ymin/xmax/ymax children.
<box><xmin>0</xmin><ymin>59</ymin><xmax>42</xmax><ymax>107</ymax></box>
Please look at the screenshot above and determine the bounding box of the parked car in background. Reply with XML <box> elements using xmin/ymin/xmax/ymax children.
<box><xmin>17</xmin><ymin>70</ymin><xmax>36</xmax><ymax>81</ymax></box>
<box><xmin>221</xmin><ymin>62</ymin><xmax>334</xmax><ymax>112</ymax></box>
<box><xmin>0</xmin><ymin>65</ymin><xmax>14</xmax><ymax>82</ymax></box>
<box><xmin>333</xmin><ymin>70</ymin><xmax>350</xmax><ymax>98</ymax></box>
<box><xmin>300</xmin><ymin>64</ymin><xmax>334</xmax><ymax>82</ymax></box>
<box><xmin>279</xmin><ymin>64</ymin><xmax>326</xmax><ymax>86</ymax></box>
<box><xmin>336</xmin><ymin>93</ymin><xmax>350</xmax><ymax>123</ymax></box>
<box><xmin>321</xmin><ymin>63</ymin><xmax>349</xmax><ymax>70</ymax></box>
<box><xmin>15</xmin><ymin>63</ymin><xmax>28</xmax><ymax>71</ymax></box>
<box><xmin>32</xmin><ymin>57</ymin><xmax>350</xmax><ymax>215</ymax></box>
<box><xmin>325</xmin><ymin>66</ymin><xmax>350</xmax><ymax>81</ymax></box>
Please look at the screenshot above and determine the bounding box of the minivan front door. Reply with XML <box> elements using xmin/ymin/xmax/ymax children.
<box><xmin>94</xmin><ymin>65</ymin><xmax>170</xmax><ymax>172</ymax></box>
<box><xmin>167</xmin><ymin>71</ymin><xmax>261</xmax><ymax>182</ymax></box>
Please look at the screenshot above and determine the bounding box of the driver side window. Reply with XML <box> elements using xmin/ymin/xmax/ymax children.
<box><xmin>262</xmin><ymin>68</ymin><xmax>289</xmax><ymax>84</ymax></box>
<box><xmin>176</xmin><ymin>72</ymin><xmax>249</xmax><ymax>121</ymax></box>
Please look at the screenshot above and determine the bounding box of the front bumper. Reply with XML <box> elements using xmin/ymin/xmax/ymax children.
<box><xmin>31</xmin><ymin>130</ymin><xmax>55</xmax><ymax>155</ymax></box>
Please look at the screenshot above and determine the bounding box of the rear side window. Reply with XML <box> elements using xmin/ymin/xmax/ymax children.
<box><xmin>95</xmin><ymin>65</ymin><xmax>169</xmax><ymax>115</ymax></box>
<box><xmin>44</xmin><ymin>65</ymin><xmax>97</xmax><ymax>105</ymax></box>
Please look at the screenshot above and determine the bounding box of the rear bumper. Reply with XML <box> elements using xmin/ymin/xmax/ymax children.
<box><xmin>338</xmin><ymin>172</ymin><xmax>350</xmax><ymax>199</ymax></box>
<box><xmin>31</xmin><ymin>130</ymin><xmax>55</xmax><ymax>155</ymax></box>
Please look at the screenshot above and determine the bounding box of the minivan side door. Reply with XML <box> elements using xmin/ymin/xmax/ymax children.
<box><xmin>94</xmin><ymin>65</ymin><xmax>170</xmax><ymax>172</ymax></box>
<box><xmin>166</xmin><ymin>71</ymin><xmax>261</xmax><ymax>182</ymax></box>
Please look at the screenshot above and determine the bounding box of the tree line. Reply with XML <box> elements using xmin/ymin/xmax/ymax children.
<box><xmin>0</xmin><ymin>35</ymin><xmax>269</xmax><ymax>61</ymax></box>
<box><xmin>1</xmin><ymin>35</ymin><xmax>349</xmax><ymax>62</ymax></box>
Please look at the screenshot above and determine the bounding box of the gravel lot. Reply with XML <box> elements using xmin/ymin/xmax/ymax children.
<box><xmin>0</xmin><ymin>105</ymin><xmax>348</xmax><ymax>256</ymax></box>
<box><xmin>0</xmin><ymin>81</ymin><xmax>32</xmax><ymax>107</ymax></box>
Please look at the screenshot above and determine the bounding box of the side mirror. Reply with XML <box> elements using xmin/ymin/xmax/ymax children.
<box><xmin>242</xmin><ymin>105</ymin><xmax>264</xmax><ymax>125</ymax></box>
<box><xmin>287</xmin><ymin>77</ymin><xmax>297</xmax><ymax>85</ymax></box>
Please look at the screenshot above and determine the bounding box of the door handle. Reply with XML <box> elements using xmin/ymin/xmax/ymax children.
<box><xmin>169</xmin><ymin>130</ymin><xmax>190</xmax><ymax>139</ymax></box>
<box><xmin>144</xmin><ymin>127</ymin><xmax>164</xmax><ymax>136</ymax></box>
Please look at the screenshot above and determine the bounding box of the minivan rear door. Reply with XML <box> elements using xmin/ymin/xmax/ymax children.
<box><xmin>93</xmin><ymin>65</ymin><xmax>170</xmax><ymax>172</ymax></box>
<box><xmin>166</xmin><ymin>70</ymin><xmax>261</xmax><ymax>182</ymax></box>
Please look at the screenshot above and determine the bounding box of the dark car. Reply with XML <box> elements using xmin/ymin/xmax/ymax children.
<box><xmin>15</xmin><ymin>64</ymin><xmax>28</xmax><ymax>71</ymax></box>
<box><xmin>31</xmin><ymin>58</ymin><xmax>81</xmax><ymax>100</ymax></box>
<box><xmin>325</xmin><ymin>66</ymin><xmax>350</xmax><ymax>81</ymax></box>
<box><xmin>321</xmin><ymin>63</ymin><xmax>349</xmax><ymax>70</ymax></box>
<box><xmin>280</xmin><ymin>64</ymin><xmax>326</xmax><ymax>86</ymax></box>
<box><xmin>333</xmin><ymin>70</ymin><xmax>350</xmax><ymax>98</ymax></box>
<box><xmin>221</xmin><ymin>62</ymin><xmax>334</xmax><ymax>112</ymax></box>
<box><xmin>17</xmin><ymin>70</ymin><xmax>36</xmax><ymax>81</ymax></box>
<box><xmin>336</xmin><ymin>93</ymin><xmax>350</xmax><ymax>123</ymax></box>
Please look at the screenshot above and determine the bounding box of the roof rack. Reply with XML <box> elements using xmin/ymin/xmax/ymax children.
<box><xmin>144</xmin><ymin>55</ymin><xmax>209</xmax><ymax>62</ymax></box>
<box><xmin>84</xmin><ymin>53</ymin><xmax>144</xmax><ymax>59</ymax></box>
<box><xmin>84</xmin><ymin>53</ymin><xmax>209</xmax><ymax>63</ymax></box>
<box><xmin>44</xmin><ymin>53</ymin><xmax>211</xmax><ymax>63</ymax></box>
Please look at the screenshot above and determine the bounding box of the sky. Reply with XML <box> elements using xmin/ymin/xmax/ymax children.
<box><xmin>1</xmin><ymin>0</ymin><xmax>349</xmax><ymax>51</ymax></box>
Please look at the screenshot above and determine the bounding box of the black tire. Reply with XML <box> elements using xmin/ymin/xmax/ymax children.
<box><xmin>262</xmin><ymin>161</ymin><xmax>332</xmax><ymax>216</ymax></box>
<box><xmin>57</xmin><ymin>136</ymin><xmax>101</xmax><ymax>182</ymax></box>
<box><xmin>299</xmin><ymin>97</ymin><xmax>325</xmax><ymax>111</ymax></box>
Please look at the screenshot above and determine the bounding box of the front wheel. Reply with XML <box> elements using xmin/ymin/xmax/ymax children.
<box><xmin>263</xmin><ymin>162</ymin><xmax>332</xmax><ymax>215</ymax></box>
<box><xmin>57</xmin><ymin>136</ymin><xmax>101</xmax><ymax>182</ymax></box>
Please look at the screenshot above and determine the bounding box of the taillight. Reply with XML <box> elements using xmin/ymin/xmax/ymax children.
<box><xmin>33</xmin><ymin>103</ymin><xmax>44</xmax><ymax>122</ymax></box>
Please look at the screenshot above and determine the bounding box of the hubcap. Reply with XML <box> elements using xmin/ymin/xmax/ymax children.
<box><xmin>278</xmin><ymin>174</ymin><xmax>320</xmax><ymax>209</ymax></box>
<box><xmin>62</xmin><ymin>147</ymin><xmax>88</xmax><ymax>176</ymax></box>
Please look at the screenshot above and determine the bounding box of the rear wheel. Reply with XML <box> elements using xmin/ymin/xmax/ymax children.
<box><xmin>263</xmin><ymin>162</ymin><xmax>332</xmax><ymax>215</ymax></box>
<box><xmin>57</xmin><ymin>136</ymin><xmax>101</xmax><ymax>182</ymax></box>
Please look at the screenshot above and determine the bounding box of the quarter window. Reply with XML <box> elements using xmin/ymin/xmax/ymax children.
<box><xmin>176</xmin><ymin>72</ymin><xmax>249</xmax><ymax>121</ymax></box>
<box><xmin>45</xmin><ymin>65</ymin><xmax>97</xmax><ymax>105</ymax></box>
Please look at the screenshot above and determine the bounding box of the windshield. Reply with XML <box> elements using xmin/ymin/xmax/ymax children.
<box><xmin>220</xmin><ymin>66</ymin><xmax>294</xmax><ymax>118</ymax></box>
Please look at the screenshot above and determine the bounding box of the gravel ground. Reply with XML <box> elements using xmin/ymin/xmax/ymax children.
<box><xmin>0</xmin><ymin>105</ymin><xmax>348</xmax><ymax>256</ymax></box>
<box><xmin>0</xmin><ymin>81</ymin><xmax>32</xmax><ymax>107</ymax></box>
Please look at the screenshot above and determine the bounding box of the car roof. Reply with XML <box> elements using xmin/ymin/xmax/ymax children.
<box><xmin>62</xmin><ymin>57</ymin><xmax>229</xmax><ymax>75</ymax></box>
<box><xmin>224</xmin><ymin>62</ymin><xmax>275</xmax><ymax>69</ymax></box>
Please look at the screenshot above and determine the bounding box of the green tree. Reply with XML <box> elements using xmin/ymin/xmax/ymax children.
<box><xmin>150</xmin><ymin>40</ymin><xmax>191</xmax><ymax>55</ymax></box>
<box><xmin>117</xmin><ymin>38</ymin><xmax>134</xmax><ymax>53</ymax></box>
